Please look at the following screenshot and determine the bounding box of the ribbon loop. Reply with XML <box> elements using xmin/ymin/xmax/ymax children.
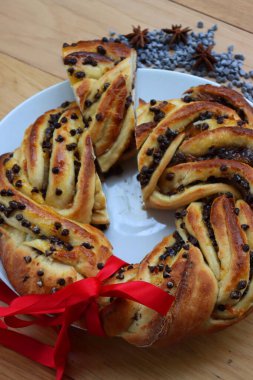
<box><xmin>0</xmin><ymin>255</ymin><xmax>175</xmax><ymax>380</ymax></box>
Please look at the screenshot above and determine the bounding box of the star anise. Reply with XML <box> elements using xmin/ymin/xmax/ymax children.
<box><xmin>124</xmin><ymin>25</ymin><xmax>149</xmax><ymax>48</ymax></box>
<box><xmin>193</xmin><ymin>44</ymin><xmax>217</xmax><ymax>71</ymax></box>
<box><xmin>162</xmin><ymin>24</ymin><xmax>191</xmax><ymax>48</ymax></box>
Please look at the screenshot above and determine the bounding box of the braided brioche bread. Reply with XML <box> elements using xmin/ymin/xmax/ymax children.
<box><xmin>0</xmin><ymin>101</ymin><xmax>112</xmax><ymax>294</ymax></box>
<box><xmin>12</xmin><ymin>101</ymin><xmax>108</xmax><ymax>226</ymax></box>
<box><xmin>62</xmin><ymin>40</ymin><xmax>137</xmax><ymax>173</ymax></box>
<box><xmin>2</xmin><ymin>79</ymin><xmax>253</xmax><ymax>347</ymax></box>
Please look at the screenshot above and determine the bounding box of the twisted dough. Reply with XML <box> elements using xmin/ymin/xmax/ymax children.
<box><xmin>2</xmin><ymin>81</ymin><xmax>253</xmax><ymax>348</ymax></box>
<box><xmin>112</xmin><ymin>84</ymin><xmax>253</xmax><ymax>346</ymax></box>
<box><xmin>62</xmin><ymin>40</ymin><xmax>137</xmax><ymax>172</ymax></box>
<box><xmin>0</xmin><ymin>101</ymin><xmax>112</xmax><ymax>294</ymax></box>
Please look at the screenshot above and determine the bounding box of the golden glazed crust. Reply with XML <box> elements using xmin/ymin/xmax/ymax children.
<box><xmin>62</xmin><ymin>40</ymin><xmax>137</xmax><ymax>172</ymax></box>
<box><xmin>13</xmin><ymin>102</ymin><xmax>109</xmax><ymax>226</ymax></box>
<box><xmin>0</xmin><ymin>150</ymin><xmax>112</xmax><ymax>294</ymax></box>
<box><xmin>3</xmin><ymin>80</ymin><xmax>253</xmax><ymax>348</ymax></box>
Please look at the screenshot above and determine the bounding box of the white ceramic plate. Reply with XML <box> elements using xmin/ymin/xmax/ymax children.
<box><xmin>0</xmin><ymin>69</ymin><xmax>216</xmax><ymax>290</ymax></box>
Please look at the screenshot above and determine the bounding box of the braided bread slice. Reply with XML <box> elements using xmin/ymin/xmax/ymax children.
<box><xmin>7</xmin><ymin>101</ymin><xmax>108</xmax><ymax>226</ymax></box>
<box><xmin>185</xmin><ymin>84</ymin><xmax>253</xmax><ymax>125</ymax></box>
<box><xmin>136</xmin><ymin>85</ymin><xmax>253</xmax><ymax>209</ymax></box>
<box><xmin>3</xmin><ymin>83</ymin><xmax>253</xmax><ymax>348</ymax></box>
<box><xmin>0</xmin><ymin>152</ymin><xmax>112</xmax><ymax>294</ymax></box>
<box><xmin>97</xmin><ymin>194</ymin><xmax>253</xmax><ymax>346</ymax></box>
<box><xmin>62</xmin><ymin>40</ymin><xmax>137</xmax><ymax>172</ymax></box>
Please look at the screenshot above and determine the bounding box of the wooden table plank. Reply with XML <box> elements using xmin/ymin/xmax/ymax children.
<box><xmin>0</xmin><ymin>0</ymin><xmax>253</xmax><ymax>78</ymax></box>
<box><xmin>172</xmin><ymin>0</ymin><xmax>253</xmax><ymax>33</ymax></box>
<box><xmin>0</xmin><ymin>53</ymin><xmax>60</xmax><ymax>119</ymax></box>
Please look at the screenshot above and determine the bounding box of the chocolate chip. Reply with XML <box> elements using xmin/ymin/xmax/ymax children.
<box><xmin>97</xmin><ymin>45</ymin><xmax>106</xmax><ymax>55</ymax></box>
<box><xmin>21</xmin><ymin>220</ymin><xmax>31</xmax><ymax>228</ymax></box>
<box><xmin>17</xmin><ymin>202</ymin><xmax>26</xmax><ymax>210</ymax></box>
<box><xmin>217</xmin><ymin>304</ymin><xmax>226</xmax><ymax>311</ymax></box>
<box><xmin>9</xmin><ymin>201</ymin><xmax>19</xmax><ymax>210</ymax></box>
<box><xmin>52</xmin><ymin>167</ymin><xmax>60</xmax><ymax>174</ymax></box>
<box><xmin>70</xmin><ymin>113</ymin><xmax>78</xmax><ymax>120</ymax></box>
<box><xmin>241</xmin><ymin>224</ymin><xmax>249</xmax><ymax>231</ymax></box>
<box><xmin>61</xmin><ymin>229</ymin><xmax>69</xmax><ymax>236</ymax></box>
<box><xmin>182</xmin><ymin>252</ymin><xmax>188</xmax><ymax>259</ymax></box>
<box><xmin>237</xmin><ymin>280</ymin><xmax>247</xmax><ymax>290</ymax></box>
<box><xmin>61</xmin><ymin>117</ymin><xmax>68</xmax><ymax>124</ymax></box>
<box><xmin>76</xmin><ymin>127</ymin><xmax>83</xmax><ymax>135</ymax></box>
<box><xmin>75</xmin><ymin>71</ymin><xmax>86</xmax><ymax>79</ymax></box>
<box><xmin>70</xmin><ymin>129</ymin><xmax>76</xmax><ymax>137</ymax></box>
<box><xmin>55</xmin><ymin>135</ymin><xmax>64</xmax><ymax>143</ymax></box>
<box><xmin>166</xmin><ymin>172</ymin><xmax>175</xmax><ymax>181</ymax></box>
<box><xmin>55</xmin><ymin>188</ymin><xmax>63</xmax><ymax>196</ymax></box>
<box><xmin>82</xmin><ymin>56</ymin><xmax>97</xmax><ymax>66</ymax></box>
<box><xmin>15</xmin><ymin>214</ymin><xmax>23</xmax><ymax>221</ymax></box>
<box><xmin>220</xmin><ymin>164</ymin><xmax>228</xmax><ymax>172</ymax></box>
<box><xmin>103</xmin><ymin>82</ymin><xmax>110</xmax><ymax>91</ymax></box>
<box><xmin>63</xmin><ymin>57</ymin><xmax>77</xmax><ymax>65</ymax></box>
<box><xmin>177</xmin><ymin>184</ymin><xmax>185</xmax><ymax>193</ymax></box>
<box><xmin>242</xmin><ymin>244</ymin><xmax>249</xmax><ymax>252</ymax></box>
<box><xmin>6</xmin><ymin>189</ymin><xmax>14</xmax><ymax>196</ymax></box>
<box><xmin>15</xmin><ymin>180</ymin><xmax>22</xmax><ymax>188</ymax></box>
<box><xmin>65</xmin><ymin>243</ymin><xmax>73</xmax><ymax>251</ymax></box>
<box><xmin>32</xmin><ymin>226</ymin><xmax>40</xmax><ymax>234</ymax></box>
<box><xmin>183</xmin><ymin>244</ymin><xmax>190</xmax><ymax>250</ymax></box>
<box><xmin>95</xmin><ymin>113</ymin><xmax>103</xmax><ymax>121</ymax></box>
<box><xmin>63</xmin><ymin>42</ymin><xmax>69</xmax><ymax>48</ymax></box>
<box><xmin>97</xmin><ymin>262</ymin><xmax>104</xmax><ymax>270</ymax></box>
<box><xmin>163</xmin><ymin>271</ymin><xmax>171</xmax><ymax>278</ymax></box>
<box><xmin>167</xmin><ymin>281</ymin><xmax>174</xmax><ymax>289</ymax></box>
<box><xmin>234</xmin><ymin>208</ymin><xmax>240</xmax><ymax>215</ymax></box>
<box><xmin>31</xmin><ymin>187</ymin><xmax>39</xmax><ymax>193</ymax></box>
<box><xmin>54</xmin><ymin>222</ymin><xmax>62</xmax><ymax>230</ymax></box>
<box><xmin>66</xmin><ymin>143</ymin><xmax>77</xmax><ymax>151</ymax></box>
<box><xmin>84</xmin><ymin>99</ymin><xmax>92</xmax><ymax>108</ymax></box>
<box><xmin>37</xmin><ymin>270</ymin><xmax>44</xmax><ymax>276</ymax></box>
<box><xmin>146</xmin><ymin>148</ymin><xmax>154</xmax><ymax>156</ymax></box>
<box><xmin>116</xmin><ymin>273</ymin><xmax>124</xmax><ymax>280</ymax></box>
<box><xmin>24</xmin><ymin>256</ymin><xmax>32</xmax><ymax>264</ymax></box>
<box><xmin>57</xmin><ymin>278</ymin><xmax>66</xmax><ymax>286</ymax></box>
<box><xmin>230</xmin><ymin>290</ymin><xmax>241</xmax><ymax>299</ymax></box>
<box><xmin>150</xmin><ymin>99</ymin><xmax>156</xmax><ymax>105</ymax></box>
<box><xmin>82</xmin><ymin>242</ymin><xmax>94</xmax><ymax>249</ymax></box>
<box><xmin>12</xmin><ymin>164</ymin><xmax>20</xmax><ymax>174</ymax></box>
<box><xmin>6</xmin><ymin>170</ymin><xmax>14</xmax><ymax>183</ymax></box>
<box><xmin>148</xmin><ymin>265</ymin><xmax>156</xmax><ymax>273</ymax></box>
<box><xmin>182</xmin><ymin>95</ymin><xmax>192</xmax><ymax>103</ymax></box>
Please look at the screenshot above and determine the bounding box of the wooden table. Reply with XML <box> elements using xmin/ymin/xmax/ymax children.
<box><xmin>0</xmin><ymin>1</ymin><xmax>253</xmax><ymax>379</ymax></box>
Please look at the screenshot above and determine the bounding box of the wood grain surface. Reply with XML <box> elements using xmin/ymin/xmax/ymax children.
<box><xmin>0</xmin><ymin>1</ymin><xmax>253</xmax><ymax>379</ymax></box>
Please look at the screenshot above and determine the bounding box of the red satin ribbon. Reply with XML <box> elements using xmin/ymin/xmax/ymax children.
<box><xmin>0</xmin><ymin>255</ymin><xmax>174</xmax><ymax>379</ymax></box>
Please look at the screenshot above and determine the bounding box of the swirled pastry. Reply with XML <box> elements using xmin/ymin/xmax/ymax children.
<box><xmin>2</xmin><ymin>102</ymin><xmax>109</xmax><ymax>226</ymax></box>
<box><xmin>62</xmin><ymin>40</ymin><xmax>137</xmax><ymax>172</ymax></box>
<box><xmin>136</xmin><ymin>85</ymin><xmax>253</xmax><ymax>209</ymax></box>
<box><xmin>0</xmin><ymin>102</ymin><xmax>113</xmax><ymax>294</ymax></box>
<box><xmin>3</xmin><ymin>83</ymin><xmax>253</xmax><ymax>348</ymax></box>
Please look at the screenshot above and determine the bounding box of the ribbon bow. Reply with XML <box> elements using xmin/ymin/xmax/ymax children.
<box><xmin>0</xmin><ymin>255</ymin><xmax>174</xmax><ymax>379</ymax></box>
